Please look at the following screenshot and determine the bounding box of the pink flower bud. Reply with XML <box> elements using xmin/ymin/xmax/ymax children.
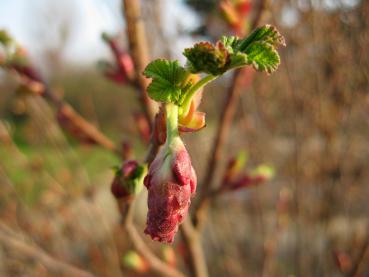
<box><xmin>102</xmin><ymin>32</ymin><xmax>135</xmax><ymax>82</ymax></box>
<box><xmin>144</xmin><ymin>137</ymin><xmax>196</xmax><ymax>243</ymax></box>
<box><xmin>111</xmin><ymin>160</ymin><xmax>139</xmax><ymax>199</ymax></box>
<box><xmin>111</xmin><ymin>160</ymin><xmax>147</xmax><ymax>200</ymax></box>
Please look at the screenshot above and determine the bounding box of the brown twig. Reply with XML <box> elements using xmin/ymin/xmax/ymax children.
<box><xmin>345</xmin><ymin>233</ymin><xmax>369</xmax><ymax>277</ymax></box>
<box><xmin>180</xmin><ymin>219</ymin><xmax>208</xmax><ymax>277</ymax></box>
<box><xmin>193</xmin><ymin>0</ymin><xmax>267</xmax><ymax>229</ymax></box>
<box><xmin>193</xmin><ymin>68</ymin><xmax>252</xmax><ymax>229</ymax></box>
<box><xmin>122</xmin><ymin>202</ymin><xmax>185</xmax><ymax>277</ymax></box>
<box><xmin>110</xmin><ymin>2</ymin><xmax>185</xmax><ymax>276</ymax></box>
<box><xmin>118</xmin><ymin>1</ymin><xmax>270</xmax><ymax>276</ymax></box>
<box><xmin>114</xmin><ymin>123</ymin><xmax>185</xmax><ymax>276</ymax></box>
<box><xmin>0</xmin><ymin>226</ymin><xmax>94</xmax><ymax>277</ymax></box>
<box><xmin>181</xmin><ymin>2</ymin><xmax>268</xmax><ymax>275</ymax></box>
<box><xmin>180</xmin><ymin>30</ymin><xmax>254</xmax><ymax>277</ymax></box>
<box><xmin>122</xmin><ymin>0</ymin><xmax>157</xmax><ymax>124</ymax></box>
<box><xmin>57</xmin><ymin>103</ymin><xmax>116</xmax><ymax>152</ymax></box>
<box><xmin>7</xmin><ymin>73</ymin><xmax>118</xmax><ymax>154</ymax></box>
<box><xmin>46</xmin><ymin>87</ymin><xmax>117</xmax><ymax>154</ymax></box>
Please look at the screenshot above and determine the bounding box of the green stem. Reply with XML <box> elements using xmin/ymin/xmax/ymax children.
<box><xmin>180</xmin><ymin>74</ymin><xmax>217</xmax><ymax>116</ymax></box>
<box><xmin>165</xmin><ymin>103</ymin><xmax>179</xmax><ymax>145</ymax></box>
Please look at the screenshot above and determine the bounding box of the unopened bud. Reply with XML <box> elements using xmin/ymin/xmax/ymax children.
<box><xmin>122</xmin><ymin>250</ymin><xmax>149</xmax><ymax>273</ymax></box>
<box><xmin>111</xmin><ymin>160</ymin><xmax>147</xmax><ymax>200</ymax></box>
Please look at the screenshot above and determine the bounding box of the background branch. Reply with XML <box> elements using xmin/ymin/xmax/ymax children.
<box><xmin>0</xmin><ymin>226</ymin><xmax>94</xmax><ymax>277</ymax></box>
<box><xmin>193</xmin><ymin>0</ymin><xmax>267</xmax><ymax>229</ymax></box>
<box><xmin>122</xmin><ymin>202</ymin><xmax>186</xmax><ymax>277</ymax></box>
<box><xmin>122</xmin><ymin>0</ymin><xmax>157</xmax><ymax>124</ymax></box>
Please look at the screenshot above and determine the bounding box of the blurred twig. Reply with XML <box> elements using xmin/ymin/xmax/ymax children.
<box><xmin>115</xmin><ymin>134</ymin><xmax>184</xmax><ymax>277</ymax></box>
<box><xmin>194</xmin><ymin>68</ymin><xmax>253</xmax><ymax>229</ymax></box>
<box><xmin>194</xmin><ymin>0</ymin><xmax>267</xmax><ymax>229</ymax></box>
<box><xmin>346</xmin><ymin>233</ymin><xmax>369</xmax><ymax>277</ymax></box>
<box><xmin>116</xmin><ymin>3</ymin><xmax>184</xmax><ymax>272</ymax></box>
<box><xmin>0</xmin><ymin>224</ymin><xmax>94</xmax><ymax>277</ymax></box>
<box><xmin>122</xmin><ymin>0</ymin><xmax>157</xmax><ymax>125</ymax></box>
<box><xmin>179</xmin><ymin>2</ymin><xmax>268</xmax><ymax>276</ymax></box>
<box><xmin>2</xmin><ymin>67</ymin><xmax>118</xmax><ymax>154</ymax></box>
<box><xmin>122</xmin><ymin>201</ymin><xmax>185</xmax><ymax>277</ymax></box>
<box><xmin>180</xmin><ymin>219</ymin><xmax>208</xmax><ymax>277</ymax></box>
<box><xmin>45</xmin><ymin>86</ymin><xmax>117</xmax><ymax>153</ymax></box>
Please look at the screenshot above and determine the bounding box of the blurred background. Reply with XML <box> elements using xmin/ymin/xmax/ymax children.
<box><xmin>0</xmin><ymin>0</ymin><xmax>368</xmax><ymax>276</ymax></box>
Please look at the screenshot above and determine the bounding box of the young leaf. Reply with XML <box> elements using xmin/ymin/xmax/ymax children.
<box><xmin>220</xmin><ymin>35</ymin><xmax>241</xmax><ymax>53</ymax></box>
<box><xmin>228</xmin><ymin>24</ymin><xmax>285</xmax><ymax>73</ymax></box>
<box><xmin>229</xmin><ymin>52</ymin><xmax>248</xmax><ymax>69</ymax></box>
<box><xmin>183</xmin><ymin>42</ymin><xmax>229</xmax><ymax>75</ymax></box>
<box><xmin>237</xmin><ymin>24</ymin><xmax>286</xmax><ymax>52</ymax></box>
<box><xmin>183</xmin><ymin>25</ymin><xmax>285</xmax><ymax>75</ymax></box>
<box><xmin>143</xmin><ymin>59</ymin><xmax>190</xmax><ymax>104</ymax></box>
<box><xmin>245</xmin><ymin>42</ymin><xmax>280</xmax><ymax>74</ymax></box>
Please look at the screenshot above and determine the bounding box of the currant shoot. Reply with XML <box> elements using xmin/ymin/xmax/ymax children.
<box><xmin>143</xmin><ymin>24</ymin><xmax>285</xmax><ymax>243</ymax></box>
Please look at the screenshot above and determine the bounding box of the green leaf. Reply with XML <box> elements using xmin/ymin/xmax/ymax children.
<box><xmin>184</xmin><ymin>25</ymin><xmax>285</xmax><ymax>75</ymax></box>
<box><xmin>237</xmin><ymin>24</ymin><xmax>285</xmax><ymax>52</ymax></box>
<box><xmin>245</xmin><ymin>41</ymin><xmax>280</xmax><ymax>74</ymax></box>
<box><xmin>229</xmin><ymin>52</ymin><xmax>249</xmax><ymax>69</ymax></box>
<box><xmin>220</xmin><ymin>36</ymin><xmax>241</xmax><ymax>53</ymax></box>
<box><xmin>183</xmin><ymin>42</ymin><xmax>229</xmax><ymax>75</ymax></box>
<box><xmin>224</xmin><ymin>25</ymin><xmax>285</xmax><ymax>73</ymax></box>
<box><xmin>143</xmin><ymin>59</ymin><xmax>189</xmax><ymax>104</ymax></box>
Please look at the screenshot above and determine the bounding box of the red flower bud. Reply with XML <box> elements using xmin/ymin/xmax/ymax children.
<box><xmin>144</xmin><ymin>137</ymin><xmax>196</xmax><ymax>243</ymax></box>
<box><xmin>102</xmin><ymin>32</ymin><xmax>135</xmax><ymax>83</ymax></box>
<box><xmin>111</xmin><ymin>160</ymin><xmax>147</xmax><ymax>201</ymax></box>
<box><xmin>111</xmin><ymin>160</ymin><xmax>139</xmax><ymax>199</ymax></box>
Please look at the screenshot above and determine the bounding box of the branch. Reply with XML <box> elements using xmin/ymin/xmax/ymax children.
<box><xmin>57</xmin><ymin>103</ymin><xmax>116</xmax><ymax>152</ymax></box>
<box><xmin>194</xmin><ymin>67</ymin><xmax>253</xmax><ymax>228</ymax></box>
<box><xmin>122</xmin><ymin>0</ymin><xmax>157</xmax><ymax>124</ymax></box>
<box><xmin>114</xmin><ymin>129</ymin><xmax>184</xmax><ymax>277</ymax></box>
<box><xmin>122</xmin><ymin>202</ymin><xmax>186</xmax><ymax>277</ymax></box>
<box><xmin>345</xmin><ymin>233</ymin><xmax>369</xmax><ymax>277</ymax></box>
<box><xmin>0</xmin><ymin>226</ymin><xmax>94</xmax><ymax>277</ymax></box>
<box><xmin>45</xmin><ymin>87</ymin><xmax>117</xmax><ymax>154</ymax></box>
<box><xmin>3</xmin><ymin>71</ymin><xmax>118</xmax><ymax>154</ymax></box>
<box><xmin>180</xmin><ymin>219</ymin><xmax>209</xmax><ymax>277</ymax></box>
<box><xmin>193</xmin><ymin>0</ymin><xmax>267</xmax><ymax>229</ymax></box>
<box><xmin>251</xmin><ymin>0</ymin><xmax>268</xmax><ymax>29</ymax></box>
<box><xmin>109</xmin><ymin>2</ymin><xmax>184</xmax><ymax>275</ymax></box>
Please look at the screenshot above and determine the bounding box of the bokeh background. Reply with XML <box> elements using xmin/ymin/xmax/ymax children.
<box><xmin>0</xmin><ymin>0</ymin><xmax>368</xmax><ymax>276</ymax></box>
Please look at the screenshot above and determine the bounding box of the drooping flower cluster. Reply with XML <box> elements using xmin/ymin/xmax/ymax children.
<box><xmin>139</xmin><ymin>25</ymin><xmax>284</xmax><ymax>243</ymax></box>
<box><xmin>144</xmin><ymin>105</ymin><xmax>197</xmax><ymax>243</ymax></box>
